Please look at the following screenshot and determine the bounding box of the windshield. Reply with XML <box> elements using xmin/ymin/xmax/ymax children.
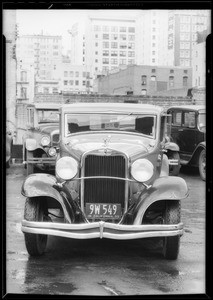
<box><xmin>65</xmin><ymin>113</ymin><xmax>156</xmax><ymax>138</ymax></box>
<box><xmin>198</xmin><ymin>113</ymin><xmax>206</xmax><ymax>131</ymax></box>
<box><xmin>37</xmin><ymin>110</ymin><xmax>59</xmax><ymax>123</ymax></box>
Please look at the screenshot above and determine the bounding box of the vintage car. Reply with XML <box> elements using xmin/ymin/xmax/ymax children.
<box><xmin>22</xmin><ymin>103</ymin><xmax>60</xmax><ymax>175</ymax></box>
<box><xmin>167</xmin><ymin>105</ymin><xmax>206</xmax><ymax>181</ymax></box>
<box><xmin>21</xmin><ymin>103</ymin><xmax>188</xmax><ymax>260</ymax></box>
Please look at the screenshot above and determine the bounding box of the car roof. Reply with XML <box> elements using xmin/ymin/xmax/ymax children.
<box><xmin>60</xmin><ymin>103</ymin><xmax>165</xmax><ymax>114</ymax></box>
<box><xmin>167</xmin><ymin>105</ymin><xmax>205</xmax><ymax>113</ymax></box>
<box><xmin>27</xmin><ymin>103</ymin><xmax>61</xmax><ymax>110</ymax></box>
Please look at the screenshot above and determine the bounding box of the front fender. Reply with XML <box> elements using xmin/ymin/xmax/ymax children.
<box><xmin>165</xmin><ymin>142</ymin><xmax>179</xmax><ymax>152</ymax></box>
<box><xmin>21</xmin><ymin>173</ymin><xmax>73</xmax><ymax>223</ymax></box>
<box><xmin>25</xmin><ymin>138</ymin><xmax>40</xmax><ymax>151</ymax></box>
<box><xmin>133</xmin><ymin>176</ymin><xmax>188</xmax><ymax>225</ymax></box>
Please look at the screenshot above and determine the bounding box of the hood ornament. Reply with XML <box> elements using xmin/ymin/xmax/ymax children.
<box><xmin>102</xmin><ymin>135</ymin><xmax>112</xmax><ymax>155</ymax></box>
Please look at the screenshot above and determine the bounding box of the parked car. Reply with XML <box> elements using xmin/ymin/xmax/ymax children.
<box><xmin>22</xmin><ymin>103</ymin><xmax>60</xmax><ymax>175</ymax></box>
<box><xmin>21</xmin><ymin>103</ymin><xmax>188</xmax><ymax>260</ymax></box>
<box><xmin>6</xmin><ymin>130</ymin><xmax>13</xmax><ymax>168</ymax></box>
<box><xmin>167</xmin><ymin>105</ymin><xmax>206</xmax><ymax>180</ymax></box>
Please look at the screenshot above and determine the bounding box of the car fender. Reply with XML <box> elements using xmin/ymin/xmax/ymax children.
<box><xmin>25</xmin><ymin>138</ymin><xmax>39</xmax><ymax>151</ymax></box>
<box><xmin>21</xmin><ymin>173</ymin><xmax>73</xmax><ymax>223</ymax></box>
<box><xmin>133</xmin><ymin>176</ymin><xmax>188</xmax><ymax>225</ymax></box>
<box><xmin>165</xmin><ymin>142</ymin><xmax>179</xmax><ymax>152</ymax></box>
<box><xmin>188</xmin><ymin>142</ymin><xmax>206</xmax><ymax>166</ymax></box>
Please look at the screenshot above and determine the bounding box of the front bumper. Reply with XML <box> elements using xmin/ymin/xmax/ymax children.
<box><xmin>22</xmin><ymin>220</ymin><xmax>184</xmax><ymax>240</ymax></box>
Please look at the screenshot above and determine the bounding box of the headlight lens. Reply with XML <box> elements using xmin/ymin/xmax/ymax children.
<box><xmin>56</xmin><ymin>157</ymin><xmax>78</xmax><ymax>180</ymax></box>
<box><xmin>131</xmin><ymin>159</ymin><xmax>154</xmax><ymax>182</ymax></box>
<box><xmin>41</xmin><ymin>135</ymin><xmax>50</xmax><ymax>146</ymax></box>
<box><xmin>48</xmin><ymin>147</ymin><xmax>57</xmax><ymax>157</ymax></box>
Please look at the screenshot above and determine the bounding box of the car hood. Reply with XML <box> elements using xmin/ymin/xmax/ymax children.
<box><xmin>38</xmin><ymin>123</ymin><xmax>59</xmax><ymax>134</ymax></box>
<box><xmin>63</xmin><ymin>133</ymin><xmax>156</xmax><ymax>160</ymax></box>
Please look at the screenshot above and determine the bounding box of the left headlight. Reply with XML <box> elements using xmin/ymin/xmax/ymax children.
<box><xmin>131</xmin><ymin>159</ymin><xmax>154</xmax><ymax>182</ymax></box>
<box><xmin>41</xmin><ymin>135</ymin><xmax>50</xmax><ymax>146</ymax></box>
<box><xmin>48</xmin><ymin>147</ymin><xmax>57</xmax><ymax>157</ymax></box>
<box><xmin>56</xmin><ymin>157</ymin><xmax>78</xmax><ymax>180</ymax></box>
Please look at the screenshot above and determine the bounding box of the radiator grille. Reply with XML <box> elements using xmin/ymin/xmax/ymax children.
<box><xmin>84</xmin><ymin>155</ymin><xmax>126</xmax><ymax>207</ymax></box>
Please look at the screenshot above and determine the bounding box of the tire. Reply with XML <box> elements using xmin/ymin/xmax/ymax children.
<box><xmin>162</xmin><ymin>201</ymin><xmax>181</xmax><ymax>260</ymax></box>
<box><xmin>24</xmin><ymin>197</ymin><xmax>48</xmax><ymax>256</ymax></box>
<box><xmin>26</xmin><ymin>150</ymin><xmax>34</xmax><ymax>175</ymax></box>
<box><xmin>168</xmin><ymin>151</ymin><xmax>181</xmax><ymax>176</ymax></box>
<box><xmin>198</xmin><ymin>149</ymin><xmax>206</xmax><ymax>181</ymax></box>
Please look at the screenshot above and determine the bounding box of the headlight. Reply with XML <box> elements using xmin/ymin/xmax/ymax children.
<box><xmin>131</xmin><ymin>159</ymin><xmax>154</xmax><ymax>182</ymax></box>
<box><xmin>41</xmin><ymin>135</ymin><xmax>50</xmax><ymax>146</ymax></box>
<box><xmin>48</xmin><ymin>147</ymin><xmax>57</xmax><ymax>157</ymax></box>
<box><xmin>56</xmin><ymin>157</ymin><xmax>78</xmax><ymax>180</ymax></box>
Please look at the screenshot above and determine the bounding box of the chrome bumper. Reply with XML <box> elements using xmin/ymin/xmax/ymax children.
<box><xmin>22</xmin><ymin>220</ymin><xmax>184</xmax><ymax>240</ymax></box>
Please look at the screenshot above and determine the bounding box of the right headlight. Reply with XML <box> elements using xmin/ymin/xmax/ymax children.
<box><xmin>131</xmin><ymin>159</ymin><xmax>154</xmax><ymax>182</ymax></box>
<box><xmin>56</xmin><ymin>156</ymin><xmax>78</xmax><ymax>180</ymax></box>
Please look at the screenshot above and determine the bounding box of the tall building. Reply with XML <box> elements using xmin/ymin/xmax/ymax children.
<box><xmin>16</xmin><ymin>33</ymin><xmax>62</xmax><ymax>80</ymax></box>
<box><xmin>167</xmin><ymin>10</ymin><xmax>210</xmax><ymax>67</ymax></box>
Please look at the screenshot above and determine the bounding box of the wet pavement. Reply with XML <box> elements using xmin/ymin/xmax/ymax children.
<box><xmin>5</xmin><ymin>164</ymin><xmax>206</xmax><ymax>296</ymax></box>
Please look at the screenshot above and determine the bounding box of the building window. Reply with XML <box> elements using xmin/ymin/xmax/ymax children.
<box><xmin>120</xmin><ymin>34</ymin><xmax>127</xmax><ymax>40</ymax></box>
<box><xmin>120</xmin><ymin>51</ymin><xmax>126</xmax><ymax>57</ymax></box>
<box><xmin>95</xmin><ymin>59</ymin><xmax>98</xmax><ymax>63</ymax></box>
<box><xmin>75</xmin><ymin>72</ymin><xmax>79</xmax><ymax>77</ymax></box>
<box><xmin>170</xmin><ymin>69</ymin><xmax>174</xmax><ymax>73</ymax></box>
<box><xmin>64</xmin><ymin>81</ymin><xmax>68</xmax><ymax>85</ymax></box>
<box><xmin>152</xmin><ymin>43</ymin><xmax>156</xmax><ymax>47</ymax></box>
<box><xmin>103</xmin><ymin>50</ymin><xmax>109</xmax><ymax>56</ymax></box>
<box><xmin>111</xmin><ymin>51</ymin><xmax>118</xmax><ymax>56</ymax></box>
<box><xmin>183</xmin><ymin>76</ymin><xmax>188</xmax><ymax>86</ymax></box>
<box><xmin>120</xmin><ymin>43</ymin><xmax>127</xmax><ymax>49</ymax></box>
<box><xmin>169</xmin><ymin>76</ymin><xmax>174</xmax><ymax>87</ymax></box>
<box><xmin>103</xmin><ymin>42</ymin><xmax>109</xmax><ymax>48</ymax></box>
<box><xmin>103</xmin><ymin>58</ymin><xmax>109</xmax><ymax>64</ymax></box>
<box><xmin>141</xmin><ymin>89</ymin><xmax>147</xmax><ymax>95</ymax></box>
<box><xmin>151</xmin><ymin>75</ymin><xmax>156</xmax><ymax>81</ymax></box>
<box><xmin>53</xmin><ymin>51</ymin><xmax>58</xmax><ymax>56</ymax></box>
<box><xmin>184</xmin><ymin>70</ymin><xmax>188</xmax><ymax>74</ymax></box>
<box><xmin>82</xmin><ymin>80</ymin><xmax>86</xmax><ymax>86</ymax></box>
<box><xmin>21</xmin><ymin>71</ymin><xmax>27</xmax><ymax>81</ymax></box>
<box><xmin>70</xmin><ymin>71</ymin><xmax>74</xmax><ymax>77</ymax></box>
<box><xmin>102</xmin><ymin>26</ymin><xmax>109</xmax><ymax>32</ymax></box>
<box><xmin>128</xmin><ymin>59</ymin><xmax>135</xmax><ymax>65</ymax></box>
<box><xmin>75</xmin><ymin>80</ymin><xmax>79</xmax><ymax>85</ymax></box>
<box><xmin>69</xmin><ymin>80</ymin><xmax>74</xmax><ymax>85</ymax></box>
<box><xmin>128</xmin><ymin>35</ymin><xmax>135</xmax><ymax>41</ymax></box>
<box><xmin>128</xmin><ymin>27</ymin><xmax>135</xmax><ymax>33</ymax></box>
<box><xmin>64</xmin><ymin>71</ymin><xmax>68</xmax><ymax>77</ymax></box>
<box><xmin>111</xmin><ymin>58</ymin><xmax>118</xmax><ymax>65</ymax></box>
<box><xmin>141</xmin><ymin>75</ymin><xmax>147</xmax><ymax>85</ymax></box>
<box><xmin>21</xmin><ymin>87</ymin><xmax>27</xmax><ymax>98</ymax></box>
<box><xmin>128</xmin><ymin>51</ymin><xmax>135</xmax><ymax>57</ymax></box>
<box><xmin>111</xmin><ymin>26</ymin><xmax>118</xmax><ymax>32</ymax></box>
<box><xmin>53</xmin><ymin>88</ymin><xmax>58</xmax><ymax>94</ymax></box>
<box><xmin>95</xmin><ymin>42</ymin><xmax>98</xmax><ymax>47</ymax></box>
<box><xmin>120</xmin><ymin>59</ymin><xmax>126</xmax><ymax>65</ymax></box>
<box><xmin>128</xmin><ymin>43</ymin><xmax>135</xmax><ymax>49</ymax></box>
<box><xmin>103</xmin><ymin>34</ymin><xmax>109</xmax><ymax>39</ymax></box>
<box><xmin>152</xmin><ymin>35</ymin><xmax>156</xmax><ymax>40</ymax></box>
<box><xmin>120</xmin><ymin>27</ymin><xmax>126</xmax><ymax>32</ymax></box>
<box><xmin>111</xmin><ymin>34</ymin><xmax>118</xmax><ymax>40</ymax></box>
<box><xmin>152</xmin><ymin>69</ymin><xmax>156</xmax><ymax>73</ymax></box>
<box><xmin>152</xmin><ymin>58</ymin><xmax>155</xmax><ymax>63</ymax></box>
<box><xmin>152</xmin><ymin>51</ymin><xmax>155</xmax><ymax>55</ymax></box>
<box><xmin>94</xmin><ymin>25</ymin><xmax>101</xmax><ymax>31</ymax></box>
<box><xmin>43</xmin><ymin>87</ymin><xmax>49</xmax><ymax>93</ymax></box>
<box><xmin>111</xmin><ymin>42</ymin><xmax>118</xmax><ymax>48</ymax></box>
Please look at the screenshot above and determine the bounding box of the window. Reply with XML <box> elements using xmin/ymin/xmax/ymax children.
<box><xmin>128</xmin><ymin>43</ymin><xmax>135</xmax><ymax>49</ymax></box>
<box><xmin>70</xmin><ymin>71</ymin><xmax>74</xmax><ymax>77</ymax></box>
<box><xmin>152</xmin><ymin>35</ymin><xmax>156</xmax><ymax>40</ymax></box>
<box><xmin>53</xmin><ymin>51</ymin><xmax>58</xmax><ymax>56</ymax></box>
<box><xmin>103</xmin><ymin>42</ymin><xmax>109</xmax><ymax>48</ymax></box>
<box><xmin>170</xmin><ymin>69</ymin><xmax>174</xmax><ymax>73</ymax></box>
<box><xmin>120</xmin><ymin>43</ymin><xmax>127</xmax><ymax>49</ymax></box>
<box><xmin>183</xmin><ymin>112</ymin><xmax>195</xmax><ymax>128</ymax></box>
<box><xmin>152</xmin><ymin>43</ymin><xmax>156</xmax><ymax>47</ymax></box>
<box><xmin>95</xmin><ymin>59</ymin><xmax>98</xmax><ymax>63</ymax></box>
<box><xmin>21</xmin><ymin>71</ymin><xmax>27</xmax><ymax>81</ymax></box>
<box><xmin>102</xmin><ymin>26</ymin><xmax>109</xmax><ymax>32</ymax></box>
<box><xmin>151</xmin><ymin>75</ymin><xmax>156</xmax><ymax>81</ymax></box>
<box><xmin>128</xmin><ymin>27</ymin><xmax>135</xmax><ymax>33</ymax></box>
<box><xmin>103</xmin><ymin>58</ymin><xmax>109</xmax><ymax>64</ymax></box>
<box><xmin>94</xmin><ymin>25</ymin><xmax>101</xmax><ymax>31</ymax></box>
<box><xmin>95</xmin><ymin>42</ymin><xmax>98</xmax><ymax>47</ymax></box>
<box><xmin>173</xmin><ymin>112</ymin><xmax>182</xmax><ymax>126</ymax></box>
<box><xmin>75</xmin><ymin>72</ymin><xmax>79</xmax><ymax>77</ymax></box>
<box><xmin>86</xmin><ymin>81</ymin><xmax>90</xmax><ymax>87</ymax></box>
<box><xmin>103</xmin><ymin>50</ymin><xmax>109</xmax><ymax>56</ymax></box>
<box><xmin>141</xmin><ymin>75</ymin><xmax>147</xmax><ymax>85</ymax></box>
<box><xmin>128</xmin><ymin>35</ymin><xmax>135</xmax><ymax>41</ymax></box>
<box><xmin>43</xmin><ymin>87</ymin><xmax>49</xmax><ymax>93</ymax></box>
<box><xmin>111</xmin><ymin>34</ymin><xmax>118</xmax><ymax>40</ymax></box>
<box><xmin>111</xmin><ymin>58</ymin><xmax>118</xmax><ymax>64</ymax></box>
<box><xmin>169</xmin><ymin>76</ymin><xmax>174</xmax><ymax>87</ymax></box>
<box><xmin>53</xmin><ymin>88</ymin><xmax>58</xmax><ymax>94</ymax></box>
<box><xmin>103</xmin><ymin>34</ymin><xmax>109</xmax><ymax>39</ymax></box>
<box><xmin>152</xmin><ymin>58</ymin><xmax>155</xmax><ymax>63</ymax></box>
<box><xmin>64</xmin><ymin>71</ymin><xmax>68</xmax><ymax>77</ymax></box>
<box><xmin>69</xmin><ymin>80</ymin><xmax>74</xmax><ymax>85</ymax></box>
<box><xmin>120</xmin><ymin>59</ymin><xmax>126</xmax><ymax>65</ymax></box>
<box><xmin>152</xmin><ymin>69</ymin><xmax>156</xmax><ymax>73</ymax></box>
<box><xmin>111</xmin><ymin>26</ymin><xmax>118</xmax><ymax>32</ymax></box>
<box><xmin>141</xmin><ymin>89</ymin><xmax>147</xmax><ymax>95</ymax></box>
<box><xmin>120</xmin><ymin>34</ymin><xmax>127</xmax><ymax>40</ymax></box>
<box><xmin>183</xmin><ymin>76</ymin><xmax>188</xmax><ymax>86</ymax></box>
<box><xmin>120</xmin><ymin>27</ymin><xmax>126</xmax><ymax>32</ymax></box>
<box><xmin>111</xmin><ymin>42</ymin><xmax>118</xmax><ymax>48</ymax></box>
<box><xmin>75</xmin><ymin>80</ymin><xmax>79</xmax><ymax>85</ymax></box>
<box><xmin>120</xmin><ymin>51</ymin><xmax>126</xmax><ymax>57</ymax></box>
<box><xmin>64</xmin><ymin>80</ymin><xmax>68</xmax><ymax>85</ymax></box>
<box><xmin>128</xmin><ymin>59</ymin><xmax>134</xmax><ymax>65</ymax></box>
<box><xmin>21</xmin><ymin>87</ymin><xmax>27</xmax><ymax>98</ymax></box>
<box><xmin>95</xmin><ymin>34</ymin><xmax>98</xmax><ymax>39</ymax></box>
<box><xmin>111</xmin><ymin>51</ymin><xmax>118</xmax><ymax>56</ymax></box>
<box><xmin>184</xmin><ymin>69</ymin><xmax>188</xmax><ymax>74</ymax></box>
<box><xmin>152</xmin><ymin>51</ymin><xmax>155</xmax><ymax>55</ymax></box>
<box><xmin>82</xmin><ymin>80</ymin><xmax>86</xmax><ymax>86</ymax></box>
<box><xmin>128</xmin><ymin>51</ymin><xmax>135</xmax><ymax>57</ymax></box>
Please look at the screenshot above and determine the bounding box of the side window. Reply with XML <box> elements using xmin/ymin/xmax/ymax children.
<box><xmin>183</xmin><ymin>111</ymin><xmax>196</xmax><ymax>128</ymax></box>
<box><xmin>172</xmin><ymin>112</ymin><xmax>182</xmax><ymax>126</ymax></box>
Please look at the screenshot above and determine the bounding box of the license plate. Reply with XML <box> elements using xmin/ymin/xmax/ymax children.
<box><xmin>85</xmin><ymin>203</ymin><xmax>122</xmax><ymax>219</ymax></box>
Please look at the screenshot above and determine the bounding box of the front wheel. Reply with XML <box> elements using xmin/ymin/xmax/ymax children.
<box><xmin>198</xmin><ymin>149</ymin><xmax>206</xmax><ymax>181</ymax></box>
<box><xmin>24</xmin><ymin>197</ymin><xmax>48</xmax><ymax>256</ymax></box>
<box><xmin>162</xmin><ymin>201</ymin><xmax>181</xmax><ymax>260</ymax></box>
<box><xmin>168</xmin><ymin>151</ymin><xmax>181</xmax><ymax>176</ymax></box>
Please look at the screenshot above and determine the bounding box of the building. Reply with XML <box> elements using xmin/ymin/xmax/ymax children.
<box><xmin>167</xmin><ymin>10</ymin><xmax>210</xmax><ymax>67</ymax></box>
<box><xmin>3</xmin><ymin>10</ymin><xmax>17</xmax><ymax>141</ymax></box>
<box><xmin>16</xmin><ymin>65</ymin><xmax>35</xmax><ymax>102</ymax></box>
<box><xmin>61</xmin><ymin>56</ymin><xmax>93</xmax><ymax>93</ymax></box>
<box><xmin>95</xmin><ymin>64</ymin><xmax>192</xmax><ymax>96</ymax></box>
<box><xmin>16</xmin><ymin>33</ymin><xmax>62</xmax><ymax>80</ymax></box>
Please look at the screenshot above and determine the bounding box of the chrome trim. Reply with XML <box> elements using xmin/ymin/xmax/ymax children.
<box><xmin>168</xmin><ymin>159</ymin><xmax>179</xmax><ymax>165</ymax></box>
<box><xmin>22</xmin><ymin>220</ymin><xmax>184</xmax><ymax>240</ymax></box>
<box><xmin>80</xmin><ymin>148</ymin><xmax>130</xmax><ymax>215</ymax></box>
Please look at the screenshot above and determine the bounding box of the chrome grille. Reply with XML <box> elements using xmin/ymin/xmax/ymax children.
<box><xmin>52</xmin><ymin>133</ymin><xmax>59</xmax><ymax>145</ymax></box>
<box><xmin>83</xmin><ymin>154</ymin><xmax>126</xmax><ymax>207</ymax></box>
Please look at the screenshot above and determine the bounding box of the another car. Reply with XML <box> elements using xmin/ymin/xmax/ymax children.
<box><xmin>22</xmin><ymin>103</ymin><xmax>60</xmax><ymax>175</ymax></box>
<box><xmin>167</xmin><ymin>105</ymin><xmax>206</xmax><ymax>180</ymax></box>
<box><xmin>6</xmin><ymin>130</ymin><xmax>13</xmax><ymax>168</ymax></box>
<box><xmin>21</xmin><ymin>103</ymin><xmax>188</xmax><ymax>260</ymax></box>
